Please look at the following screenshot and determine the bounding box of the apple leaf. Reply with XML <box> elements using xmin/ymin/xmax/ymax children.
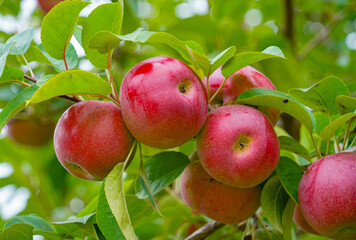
<box><xmin>38</xmin><ymin>43</ymin><xmax>78</xmax><ymax>72</ymax></box>
<box><xmin>104</xmin><ymin>143</ymin><xmax>138</xmax><ymax>240</ymax></box>
<box><xmin>221</xmin><ymin>46</ymin><xmax>285</xmax><ymax>78</ymax></box>
<box><xmin>261</xmin><ymin>175</ymin><xmax>290</xmax><ymax>232</ymax></box>
<box><xmin>89</xmin><ymin>29</ymin><xmax>206</xmax><ymax>67</ymax></box>
<box><xmin>236</xmin><ymin>88</ymin><xmax>316</xmax><ymax>133</ymax></box>
<box><xmin>5</xmin><ymin>215</ymin><xmax>55</xmax><ymax>232</ymax></box>
<box><xmin>320</xmin><ymin>112</ymin><xmax>356</xmax><ymax>140</ymax></box>
<box><xmin>281</xmin><ymin>198</ymin><xmax>296</xmax><ymax>240</ymax></box>
<box><xmin>0</xmin><ymin>65</ymin><xmax>24</xmax><ymax>83</ymax></box>
<box><xmin>255</xmin><ymin>227</ymin><xmax>284</xmax><ymax>240</ymax></box>
<box><xmin>185</xmin><ymin>45</ymin><xmax>210</xmax><ymax>75</ymax></box>
<box><xmin>0</xmin><ymin>42</ymin><xmax>14</xmax><ymax>77</ymax></box>
<box><xmin>336</xmin><ymin>95</ymin><xmax>356</xmax><ymax>115</ymax></box>
<box><xmin>36</xmin><ymin>74</ymin><xmax>55</xmax><ymax>87</ymax></box>
<box><xmin>278</xmin><ymin>136</ymin><xmax>310</xmax><ymax>161</ymax></box>
<box><xmin>6</xmin><ymin>28</ymin><xmax>35</xmax><ymax>55</ymax></box>
<box><xmin>77</xmin><ymin>195</ymin><xmax>99</xmax><ymax>218</ymax></box>
<box><xmin>136</xmin><ymin>151</ymin><xmax>190</xmax><ymax>198</ymax></box>
<box><xmin>289</xmin><ymin>76</ymin><xmax>349</xmax><ymax>115</ymax></box>
<box><xmin>0</xmin><ymin>223</ymin><xmax>33</xmax><ymax>240</ymax></box>
<box><xmin>210</xmin><ymin>46</ymin><xmax>236</xmax><ymax>73</ymax></box>
<box><xmin>82</xmin><ymin>2</ymin><xmax>124</xmax><ymax>69</ymax></box>
<box><xmin>16</xmin><ymin>45</ymin><xmax>51</xmax><ymax>66</ymax></box>
<box><xmin>0</xmin><ymin>85</ymin><xmax>38</xmax><ymax>130</ymax></box>
<box><xmin>275</xmin><ymin>157</ymin><xmax>304</xmax><ymax>204</ymax></box>
<box><xmin>28</xmin><ymin>70</ymin><xmax>112</xmax><ymax>104</ymax></box>
<box><xmin>41</xmin><ymin>1</ymin><xmax>89</xmax><ymax>59</ymax></box>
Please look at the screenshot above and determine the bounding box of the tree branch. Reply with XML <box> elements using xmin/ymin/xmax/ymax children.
<box><xmin>184</xmin><ymin>221</ymin><xmax>225</xmax><ymax>240</ymax></box>
<box><xmin>24</xmin><ymin>74</ymin><xmax>80</xmax><ymax>103</ymax></box>
<box><xmin>282</xmin><ymin>0</ymin><xmax>296</xmax><ymax>54</ymax></box>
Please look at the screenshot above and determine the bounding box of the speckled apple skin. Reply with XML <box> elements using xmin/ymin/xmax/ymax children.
<box><xmin>120</xmin><ymin>56</ymin><xmax>208</xmax><ymax>149</ymax></box>
<box><xmin>196</xmin><ymin>105</ymin><xmax>280</xmax><ymax>188</ymax></box>
<box><xmin>293</xmin><ymin>205</ymin><xmax>320</xmax><ymax>235</ymax></box>
<box><xmin>204</xmin><ymin>66</ymin><xmax>280</xmax><ymax>125</ymax></box>
<box><xmin>298</xmin><ymin>152</ymin><xmax>356</xmax><ymax>240</ymax></box>
<box><xmin>180</xmin><ymin>162</ymin><xmax>261</xmax><ymax>224</ymax></box>
<box><xmin>54</xmin><ymin>100</ymin><xmax>134</xmax><ymax>181</ymax></box>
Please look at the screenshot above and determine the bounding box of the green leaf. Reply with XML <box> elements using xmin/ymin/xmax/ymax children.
<box><xmin>236</xmin><ymin>88</ymin><xmax>316</xmax><ymax>133</ymax></box>
<box><xmin>275</xmin><ymin>157</ymin><xmax>304</xmax><ymax>204</ymax></box>
<box><xmin>53</xmin><ymin>213</ymin><xmax>96</xmax><ymax>225</ymax></box>
<box><xmin>0</xmin><ymin>85</ymin><xmax>38</xmax><ymax>130</ymax></box>
<box><xmin>261</xmin><ymin>175</ymin><xmax>290</xmax><ymax>232</ymax></box>
<box><xmin>53</xmin><ymin>213</ymin><xmax>97</xmax><ymax>239</ymax></box>
<box><xmin>104</xmin><ymin>142</ymin><xmax>138</xmax><ymax>240</ymax></box>
<box><xmin>6</xmin><ymin>28</ymin><xmax>35</xmax><ymax>55</ymax></box>
<box><xmin>136</xmin><ymin>151</ymin><xmax>190</xmax><ymax>198</ymax></box>
<box><xmin>16</xmin><ymin>45</ymin><xmax>51</xmax><ymax>66</ymax></box>
<box><xmin>255</xmin><ymin>227</ymin><xmax>283</xmax><ymax>240</ymax></box>
<box><xmin>221</xmin><ymin>46</ymin><xmax>285</xmax><ymax>78</ymax></box>
<box><xmin>28</xmin><ymin>70</ymin><xmax>112</xmax><ymax>104</ymax></box>
<box><xmin>0</xmin><ymin>65</ymin><xmax>24</xmax><ymax>83</ymax></box>
<box><xmin>281</xmin><ymin>198</ymin><xmax>295</xmax><ymax>240</ymax></box>
<box><xmin>0</xmin><ymin>223</ymin><xmax>33</xmax><ymax>240</ymax></box>
<box><xmin>185</xmin><ymin>45</ymin><xmax>210</xmax><ymax>75</ymax></box>
<box><xmin>0</xmin><ymin>42</ymin><xmax>14</xmax><ymax>77</ymax></box>
<box><xmin>289</xmin><ymin>76</ymin><xmax>350</xmax><ymax>115</ymax></box>
<box><xmin>82</xmin><ymin>2</ymin><xmax>124</xmax><ymax>69</ymax></box>
<box><xmin>41</xmin><ymin>1</ymin><xmax>89</xmax><ymax>59</ymax></box>
<box><xmin>38</xmin><ymin>43</ymin><xmax>78</xmax><ymax>72</ymax></box>
<box><xmin>320</xmin><ymin>112</ymin><xmax>356</xmax><ymax>140</ymax></box>
<box><xmin>210</xmin><ymin>46</ymin><xmax>236</xmax><ymax>73</ymax></box>
<box><xmin>336</xmin><ymin>95</ymin><xmax>356</xmax><ymax>114</ymax></box>
<box><xmin>89</xmin><ymin>29</ymin><xmax>205</xmax><ymax>65</ymax></box>
<box><xmin>5</xmin><ymin>215</ymin><xmax>54</xmax><ymax>232</ymax></box>
<box><xmin>278</xmin><ymin>136</ymin><xmax>310</xmax><ymax>161</ymax></box>
<box><xmin>36</xmin><ymin>74</ymin><xmax>55</xmax><ymax>87</ymax></box>
<box><xmin>77</xmin><ymin>195</ymin><xmax>99</xmax><ymax>218</ymax></box>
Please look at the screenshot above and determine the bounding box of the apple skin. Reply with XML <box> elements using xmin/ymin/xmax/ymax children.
<box><xmin>37</xmin><ymin>0</ymin><xmax>62</xmax><ymax>13</ymax></box>
<box><xmin>7</xmin><ymin>118</ymin><xmax>55</xmax><ymax>146</ymax></box>
<box><xmin>204</xmin><ymin>66</ymin><xmax>280</xmax><ymax>125</ymax></box>
<box><xmin>196</xmin><ymin>105</ymin><xmax>280</xmax><ymax>188</ymax></box>
<box><xmin>180</xmin><ymin>161</ymin><xmax>261</xmax><ymax>224</ymax></box>
<box><xmin>298</xmin><ymin>152</ymin><xmax>356</xmax><ymax>240</ymax></box>
<box><xmin>293</xmin><ymin>205</ymin><xmax>320</xmax><ymax>235</ymax></box>
<box><xmin>54</xmin><ymin>100</ymin><xmax>134</xmax><ymax>181</ymax></box>
<box><xmin>120</xmin><ymin>56</ymin><xmax>208</xmax><ymax>149</ymax></box>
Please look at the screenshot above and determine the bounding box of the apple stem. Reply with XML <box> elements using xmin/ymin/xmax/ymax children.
<box><xmin>107</xmin><ymin>48</ymin><xmax>120</xmax><ymax>102</ymax></box>
<box><xmin>209</xmin><ymin>77</ymin><xmax>228</xmax><ymax>104</ymax></box>
<box><xmin>310</xmin><ymin>132</ymin><xmax>323</xmax><ymax>159</ymax></box>
<box><xmin>342</xmin><ymin>117</ymin><xmax>355</xmax><ymax>151</ymax></box>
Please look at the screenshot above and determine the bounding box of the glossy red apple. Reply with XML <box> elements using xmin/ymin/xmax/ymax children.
<box><xmin>7</xmin><ymin>117</ymin><xmax>55</xmax><ymax>146</ymax></box>
<box><xmin>37</xmin><ymin>0</ymin><xmax>62</xmax><ymax>13</ymax></box>
<box><xmin>204</xmin><ymin>66</ymin><xmax>280</xmax><ymax>125</ymax></box>
<box><xmin>54</xmin><ymin>100</ymin><xmax>134</xmax><ymax>181</ymax></box>
<box><xmin>196</xmin><ymin>105</ymin><xmax>280</xmax><ymax>188</ymax></box>
<box><xmin>293</xmin><ymin>205</ymin><xmax>320</xmax><ymax>235</ymax></box>
<box><xmin>120</xmin><ymin>56</ymin><xmax>208</xmax><ymax>149</ymax></box>
<box><xmin>298</xmin><ymin>152</ymin><xmax>356</xmax><ymax>240</ymax></box>
<box><xmin>180</xmin><ymin>161</ymin><xmax>261</xmax><ymax>224</ymax></box>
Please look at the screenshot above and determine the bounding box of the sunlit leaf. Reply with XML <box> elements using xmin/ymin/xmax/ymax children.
<box><xmin>0</xmin><ymin>223</ymin><xmax>33</xmax><ymax>240</ymax></box>
<box><xmin>320</xmin><ymin>112</ymin><xmax>356</xmax><ymax>140</ymax></box>
<box><xmin>278</xmin><ymin>136</ymin><xmax>310</xmax><ymax>161</ymax></box>
<box><xmin>6</xmin><ymin>28</ymin><xmax>35</xmax><ymax>55</ymax></box>
<box><xmin>210</xmin><ymin>46</ymin><xmax>236</xmax><ymax>73</ymax></box>
<box><xmin>0</xmin><ymin>65</ymin><xmax>24</xmax><ymax>83</ymax></box>
<box><xmin>336</xmin><ymin>95</ymin><xmax>356</xmax><ymax>114</ymax></box>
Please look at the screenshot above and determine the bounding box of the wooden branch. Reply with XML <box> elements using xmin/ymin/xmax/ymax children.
<box><xmin>184</xmin><ymin>221</ymin><xmax>225</xmax><ymax>240</ymax></box>
<box><xmin>282</xmin><ymin>0</ymin><xmax>296</xmax><ymax>54</ymax></box>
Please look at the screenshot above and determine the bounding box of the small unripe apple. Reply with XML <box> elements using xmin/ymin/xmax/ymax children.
<box><xmin>204</xmin><ymin>66</ymin><xmax>280</xmax><ymax>125</ymax></box>
<box><xmin>196</xmin><ymin>105</ymin><xmax>280</xmax><ymax>188</ymax></box>
<box><xmin>7</xmin><ymin>117</ymin><xmax>55</xmax><ymax>146</ymax></box>
<box><xmin>120</xmin><ymin>56</ymin><xmax>208</xmax><ymax>149</ymax></box>
<box><xmin>54</xmin><ymin>100</ymin><xmax>134</xmax><ymax>181</ymax></box>
<box><xmin>298</xmin><ymin>152</ymin><xmax>356</xmax><ymax>240</ymax></box>
<box><xmin>293</xmin><ymin>205</ymin><xmax>320</xmax><ymax>235</ymax></box>
<box><xmin>37</xmin><ymin>0</ymin><xmax>62</xmax><ymax>13</ymax></box>
<box><xmin>180</xmin><ymin>162</ymin><xmax>261</xmax><ymax>224</ymax></box>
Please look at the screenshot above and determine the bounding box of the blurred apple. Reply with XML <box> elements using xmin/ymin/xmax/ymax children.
<box><xmin>37</xmin><ymin>0</ymin><xmax>62</xmax><ymax>13</ymax></box>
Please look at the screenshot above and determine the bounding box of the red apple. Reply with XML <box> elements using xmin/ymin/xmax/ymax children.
<box><xmin>180</xmin><ymin>161</ymin><xmax>261</xmax><ymax>224</ymax></box>
<box><xmin>37</xmin><ymin>0</ymin><xmax>62</xmax><ymax>13</ymax></box>
<box><xmin>196</xmin><ymin>105</ymin><xmax>280</xmax><ymax>188</ymax></box>
<box><xmin>7</xmin><ymin>117</ymin><xmax>55</xmax><ymax>146</ymax></box>
<box><xmin>204</xmin><ymin>66</ymin><xmax>280</xmax><ymax>125</ymax></box>
<box><xmin>293</xmin><ymin>205</ymin><xmax>320</xmax><ymax>235</ymax></box>
<box><xmin>298</xmin><ymin>152</ymin><xmax>356</xmax><ymax>240</ymax></box>
<box><xmin>120</xmin><ymin>56</ymin><xmax>208</xmax><ymax>149</ymax></box>
<box><xmin>54</xmin><ymin>100</ymin><xmax>134</xmax><ymax>181</ymax></box>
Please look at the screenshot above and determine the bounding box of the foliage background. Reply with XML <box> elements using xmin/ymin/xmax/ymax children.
<box><xmin>0</xmin><ymin>0</ymin><xmax>355</xmax><ymax>239</ymax></box>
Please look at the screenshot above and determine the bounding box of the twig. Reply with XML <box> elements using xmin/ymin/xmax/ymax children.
<box><xmin>298</xmin><ymin>10</ymin><xmax>350</xmax><ymax>60</ymax></box>
<box><xmin>283</xmin><ymin>0</ymin><xmax>296</xmax><ymax>54</ymax></box>
<box><xmin>184</xmin><ymin>221</ymin><xmax>224</xmax><ymax>240</ymax></box>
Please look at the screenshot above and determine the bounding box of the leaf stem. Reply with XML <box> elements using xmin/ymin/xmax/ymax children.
<box><xmin>255</xmin><ymin>214</ymin><xmax>272</xmax><ymax>240</ymax></box>
<box><xmin>205</xmin><ymin>67</ymin><xmax>211</xmax><ymax>100</ymax></box>
<box><xmin>0</xmin><ymin>80</ymin><xmax>31</xmax><ymax>87</ymax></box>
<box><xmin>342</xmin><ymin>117</ymin><xmax>355</xmax><ymax>151</ymax></box>
<box><xmin>310</xmin><ymin>132</ymin><xmax>322</xmax><ymax>159</ymax></box>
<box><xmin>107</xmin><ymin>48</ymin><xmax>120</xmax><ymax>102</ymax></box>
<box><xmin>209</xmin><ymin>77</ymin><xmax>227</xmax><ymax>104</ymax></box>
<box><xmin>21</xmin><ymin>54</ymin><xmax>35</xmax><ymax>78</ymax></box>
<box><xmin>241</xmin><ymin>218</ymin><xmax>251</xmax><ymax>240</ymax></box>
